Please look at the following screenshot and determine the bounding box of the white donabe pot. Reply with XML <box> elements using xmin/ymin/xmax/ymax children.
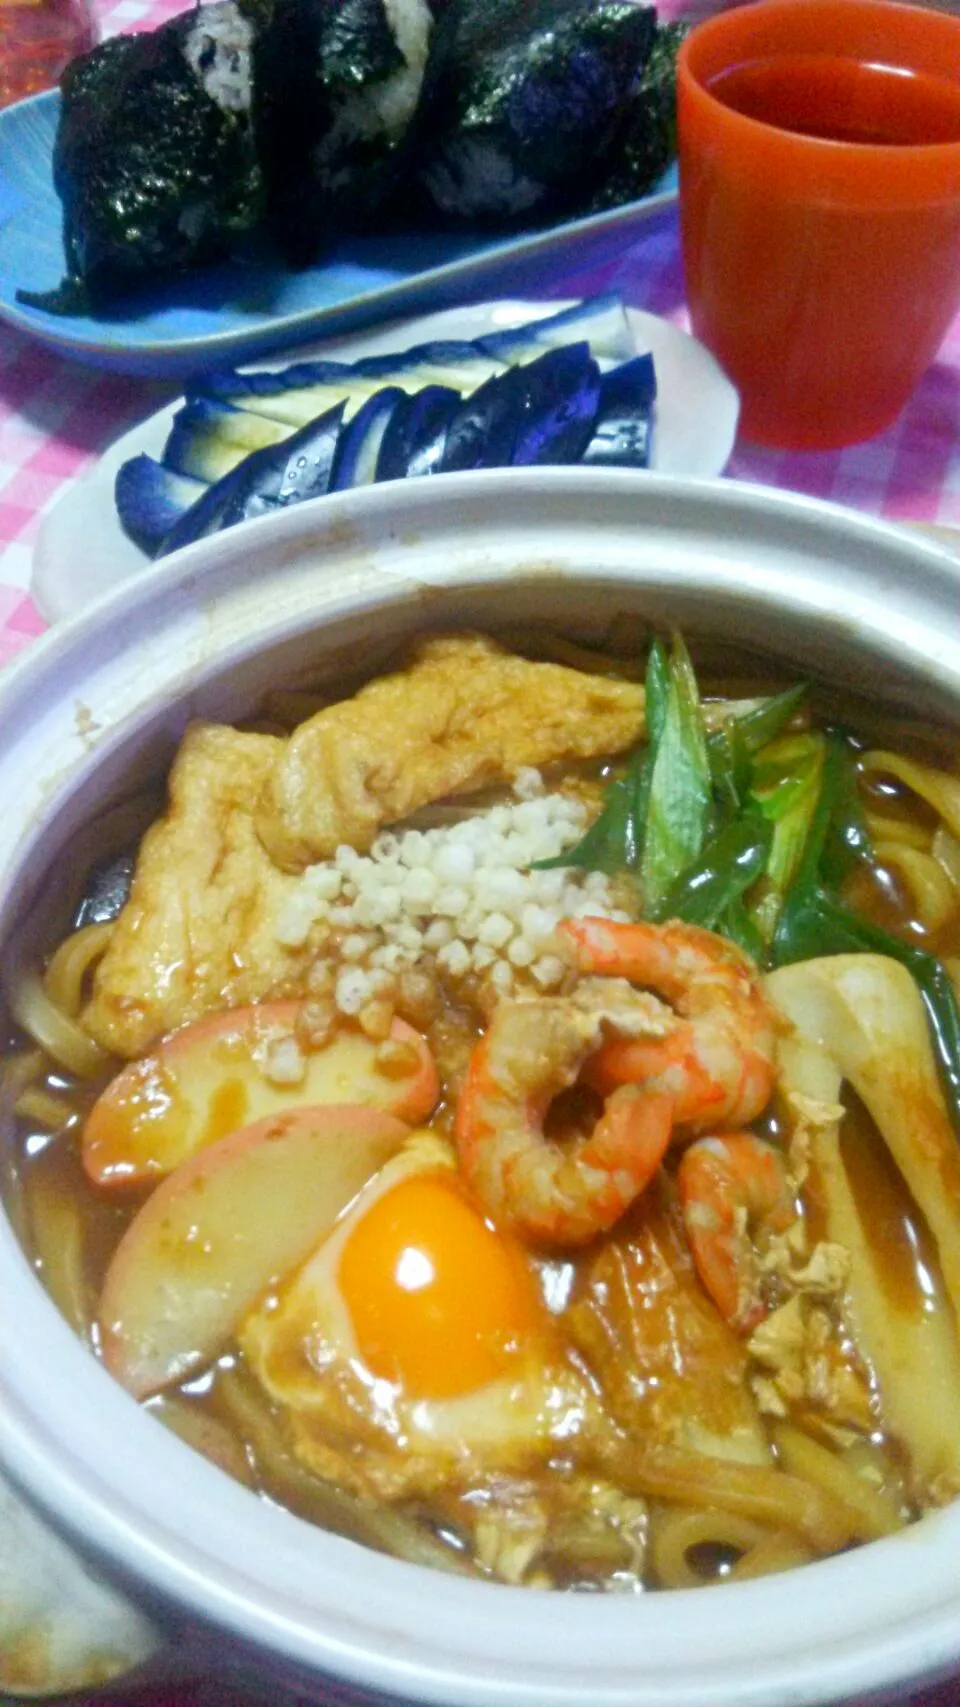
<box><xmin>1</xmin><ymin>469</ymin><xmax>960</xmax><ymax>1707</ymax></box>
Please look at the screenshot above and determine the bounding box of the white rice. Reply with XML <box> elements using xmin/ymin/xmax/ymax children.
<box><xmin>381</xmin><ymin>0</ymin><xmax>433</xmax><ymax>134</ymax></box>
<box><xmin>183</xmin><ymin>0</ymin><xmax>254</xmax><ymax>114</ymax></box>
<box><xmin>314</xmin><ymin>0</ymin><xmax>433</xmax><ymax>178</ymax></box>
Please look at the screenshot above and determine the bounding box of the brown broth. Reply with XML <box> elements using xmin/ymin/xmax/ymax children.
<box><xmin>839</xmin><ymin>1090</ymin><xmax>945</xmax><ymax>1321</ymax></box>
<box><xmin>4</xmin><ymin>645</ymin><xmax>960</xmax><ymax>1585</ymax></box>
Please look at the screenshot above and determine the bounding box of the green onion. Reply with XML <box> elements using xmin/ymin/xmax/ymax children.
<box><xmin>532</xmin><ymin>761</ymin><xmax>638</xmax><ymax>873</ymax></box>
<box><xmin>716</xmin><ymin>894</ymin><xmax>768</xmax><ymax>964</ymax></box>
<box><xmin>749</xmin><ymin>732</ymin><xmax>826</xmax><ymax>942</ymax></box>
<box><xmin>657</xmin><ymin>809</ymin><xmax>772</xmax><ymax>928</ymax></box>
<box><xmin>819</xmin><ymin>735</ymin><xmax>872</xmax><ymax>886</ymax></box>
<box><xmin>733</xmin><ymin>683</ymin><xmax>808</xmax><ymax>756</ymax></box>
<box><xmin>751</xmin><ymin>733</ymin><xmax>825</xmax><ymax>822</ymax></box>
<box><xmin>705</xmin><ymin>725</ymin><xmax>744</xmax><ymax>820</ymax></box>
<box><xmin>707</xmin><ymin>683</ymin><xmax>808</xmax><ymax>821</ymax></box>
<box><xmin>639</xmin><ymin>633</ymin><xmax>712</xmax><ymax>913</ymax></box>
<box><xmin>771</xmin><ymin>735</ymin><xmax>850</xmax><ymax>961</ymax></box>
<box><xmin>535</xmin><ymin>637</ymin><xmax>669</xmax><ymax>874</ymax></box>
<box><xmin>645</xmin><ymin>637</ymin><xmax>671</xmax><ymax>746</ymax></box>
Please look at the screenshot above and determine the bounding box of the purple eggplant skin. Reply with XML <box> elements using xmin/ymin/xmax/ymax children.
<box><xmin>273</xmin><ymin>399</ymin><xmax>349</xmax><ymax>503</ymax></box>
<box><xmin>439</xmin><ymin>365</ymin><xmax>530</xmax><ymax>472</ymax></box>
<box><xmin>328</xmin><ymin>387</ymin><xmax>407</xmax><ymax>493</ymax></box>
<box><xmin>158</xmin><ymin>399</ymin><xmax>346</xmax><ymax>555</ymax></box>
<box><xmin>157</xmin><ymin>460</ymin><xmax>269</xmax><ymax>556</ymax></box>
<box><xmin>439</xmin><ymin>342</ymin><xmax>603</xmax><ymax>474</ymax></box>
<box><xmin>583</xmin><ymin>353</ymin><xmax>657</xmax><ymax>469</ymax></box>
<box><xmin>114</xmin><ymin>454</ymin><xmax>208</xmax><ymax>555</ymax></box>
<box><xmin>510</xmin><ymin>342</ymin><xmax>601</xmax><ymax>466</ymax></box>
<box><xmin>375</xmin><ymin>384</ymin><xmax>460</xmax><ymax>481</ymax></box>
<box><xmin>192</xmin><ymin>340</ymin><xmax>502</xmax><ymax>407</ymax></box>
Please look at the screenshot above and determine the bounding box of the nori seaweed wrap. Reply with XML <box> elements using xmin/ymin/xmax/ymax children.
<box><xmin>590</xmin><ymin>21</ymin><xmax>686</xmax><ymax>210</ymax></box>
<box><xmin>21</xmin><ymin>0</ymin><xmax>679</xmax><ymax>316</ymax></box>
<box><xmin>415</xmin><ymin>0</ymin><xmax>657</xmax><ymax>224</ymax></box>
<box><xmin>254</xmin><ymin>0</ymin><xmax>433</xmax><ymax>265</ymax></box>
<box><xmin>19</xmin><ymin>1</ymin><xmax>267</xmax><ymax>315</ymax></box>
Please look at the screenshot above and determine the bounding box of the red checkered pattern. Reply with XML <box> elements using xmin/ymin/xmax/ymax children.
<box><xmin>0</xmin><ymin>327</ymin><xmax>173</xmax><ymax>606</ymax></box>
<box><xmin>2</xmin><ymin>12</ymin><xmax>960</xmax><ymax>1707</ymax></box>
<box><xmin>3</xmin><ymin>0</ymin><xmax>960</xmax><ymax>656</ymax></box>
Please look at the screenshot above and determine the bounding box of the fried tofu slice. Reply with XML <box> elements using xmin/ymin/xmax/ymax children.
<box><xmin>83</xmin><ymin>724</ymin><xmax>315</xmax><ymax>1059</ymax></box>
<box><xmin>83</xmin><ymin>634</ymin><xmax>644</xmax><ymax>1056</ymax></box>
<box><xmin>256</xmin><ymin>632</ymin><xmax>645</xmax><ymax>871</ymax></box>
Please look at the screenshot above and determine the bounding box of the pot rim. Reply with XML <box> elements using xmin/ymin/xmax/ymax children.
<box><xmin>1</xmin><ymin>468</ymin><xmax>960</xmax><ymax>1707</ymax></box>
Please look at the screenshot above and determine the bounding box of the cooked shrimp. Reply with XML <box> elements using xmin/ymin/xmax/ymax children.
<box><xmin>558</xmin><ymin>918</ymin><xmax>777</xmax><ymax>1134</ymax></box>
<box><xmin>678</xmin><ymin>1135</ymin><xmax>795</xmax><ymax>1333</ymax></box>
<box><xmin>455</xmin><ymin>979</ymin><xmax>679</xmax><ymax>1247</ymax></box>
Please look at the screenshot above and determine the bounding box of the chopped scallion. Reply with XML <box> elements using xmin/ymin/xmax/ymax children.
<box><xmin>656</xmin><ymin>809</ymin><xmax>772</xmax><ymax>928</ymax></box>
<box><xmin>639</xmin><ymin>633</ymin><xmax>712</xmax><ymax>913</ymax></box>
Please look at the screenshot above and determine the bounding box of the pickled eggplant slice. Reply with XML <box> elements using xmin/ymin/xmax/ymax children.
<box><xmin>438</xmin><ymin>365</ymin><xmax>530</xmax><ymax>473</ymax></box>
<box><xmin>158</xmin><ymin>401</ymin><xmax>346</xmax><ymax>554</ymax></box>
<box><xmin>374</xmin><ymin>384</ymin><xmax>460</xmax><ymax>481</ymax></box>
<box><xmin>510</xmin><ymin>343</ymin><xmax>602</xmax><ymax>466</ymax></box>
<box><xmin>476</xmin><ymin>294</ymin><xmax>636</xmax><ymax>371</ymax></box>
<box><xmin>583</xmin><ymin>354</ymin><xmax>657</xmax><ymax>469</ymax></box>
<box><xmin>189</xmin><ymin>298</ymin><xmax>636</xmax><ymax>428</ymax></box>
<box><xmin>191</xmin><ymin>343</ymin><xmax>508</xmax><ymax>428</ymax></box>
<box><xmin>114</xmin><ymin>457</ymin><xmax>208</xmax><ymax>556</ymax></box>
<box><xmin>328</xmin><ymin>387</ymin><xmax>407</xmax><ymax>490</ymax></box>
<box><xmin>164</xmin><ymin>396</ymin><xmax>288</xmax><ymax>484</ymax></box>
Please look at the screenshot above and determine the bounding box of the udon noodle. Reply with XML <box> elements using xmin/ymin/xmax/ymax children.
<box><xmin>5</xmin><ymin>626</ymin><xmax>960</xmax><ymax>1594</ymax></box>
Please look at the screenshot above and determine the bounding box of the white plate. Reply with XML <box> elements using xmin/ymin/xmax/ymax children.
<box><xmin>32</xmin><ymin>298</ymin><xmax>740</xmax><ymax>622</ymax></box>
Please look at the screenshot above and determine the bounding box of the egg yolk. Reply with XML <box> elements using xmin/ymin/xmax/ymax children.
<box><xmin>337</xmin><ymin>1171</ymin><xmax>545</xmax><ymax>1400</ymax></box>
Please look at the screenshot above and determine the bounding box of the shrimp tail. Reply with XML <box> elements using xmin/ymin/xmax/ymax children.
<box><xmin>678</xmin><ymin>1134</ymin><xmax>795</xmax><ymax>1332</ymax></box>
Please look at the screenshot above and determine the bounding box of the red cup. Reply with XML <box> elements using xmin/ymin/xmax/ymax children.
<box><xmin>677</xmin><ymin>0</ymin><xmax>960</xmax><ymax>450</ymax></box>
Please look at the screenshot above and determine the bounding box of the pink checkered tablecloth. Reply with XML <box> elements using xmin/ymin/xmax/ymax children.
<box><xmin>3</xmin><ymin>0</ymin><xmax>960</xmax><ymax>670</ymax></box>
<box><xmin>3</xmin><ymin>5</ymin><xmax>960</xmax><ymax>1706</ymax></box>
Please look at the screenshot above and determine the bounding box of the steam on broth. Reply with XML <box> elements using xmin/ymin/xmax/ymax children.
<box><xmin>5</xmin><ymin>627</ymin><xmax>960</xmax><ymax>1593</ymax></box>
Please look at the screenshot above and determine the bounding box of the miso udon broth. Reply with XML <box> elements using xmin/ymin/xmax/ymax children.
<box><xmin>4</xmin><ymin>627</ymin><xmax>960</xmax><ymax>1594</ymax></box>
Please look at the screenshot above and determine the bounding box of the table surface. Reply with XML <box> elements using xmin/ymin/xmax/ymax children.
<box><xmin>3</xmin><ymin>1</ymin><xmax>960</xmax><ymax>1704</ymax></box>
<box><xmin>4</xmin><ymin>0</ymin><xmax>960</xmax><ymax>668</ymax></box>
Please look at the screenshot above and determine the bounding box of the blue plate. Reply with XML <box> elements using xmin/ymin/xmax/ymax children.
<box><xmin>0</xmin><ymin>89</ymin><xmax>678</xmax><ymax>381</ymax></box>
